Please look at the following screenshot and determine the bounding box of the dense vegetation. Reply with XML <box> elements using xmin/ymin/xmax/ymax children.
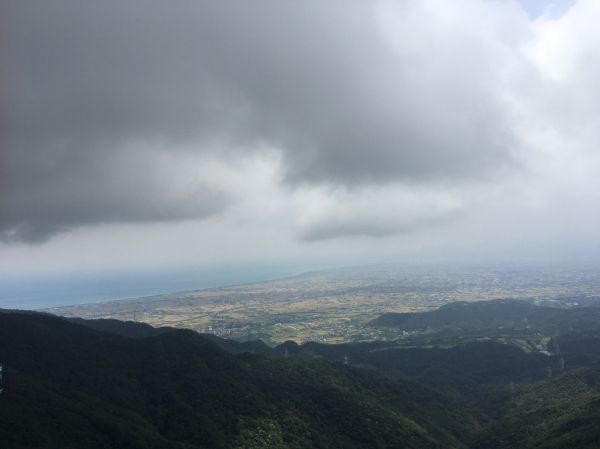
<box><xmin>472</xmin><ymin>366</ymin><xmax>600</xmax><ymax>449</ymax></box>
<box><xmin>2</xmin><ymin>300</ymin><xmax>600</xmax><ymax>449</ymax></box>
<box><xmin>370</xmin><ymin>298</ymin><xmax>600</xmax><ymax>333</ymax></box>
<box><xmin>0</xmin><ymin>311</ymin><xmax>475</xmax><ymax>449</ymax></box>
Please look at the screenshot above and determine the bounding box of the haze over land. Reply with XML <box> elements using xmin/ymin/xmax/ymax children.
<box><xmin>2</xmin><ymin>0</ymin><xmax>600</xmax><ymax>304</ymax></box>
<box><xmin>48</xmin><ymin>264</ymin><xmax>600</xmax><ymax>344</ymax></box>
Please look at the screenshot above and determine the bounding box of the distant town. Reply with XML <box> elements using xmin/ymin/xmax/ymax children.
<box><xmin>47</xmin><ymin>265</ymin><xmax>600</xmax><ymax>345</ymax></box>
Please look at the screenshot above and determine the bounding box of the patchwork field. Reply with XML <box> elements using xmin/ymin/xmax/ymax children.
<box><xmin>47</xmin><ymin>265</ymin><xmax>600</xmax><ymax>344</ymax></box>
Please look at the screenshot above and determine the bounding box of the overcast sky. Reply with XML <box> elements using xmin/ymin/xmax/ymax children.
<box><xmin>1</xmin><ymin>0</ymin><xmax>599</xmax><ymax>284</ymax></box>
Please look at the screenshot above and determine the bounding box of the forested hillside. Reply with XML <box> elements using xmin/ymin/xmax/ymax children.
<box><xmin>0</xmin><ymin>311</ymin><xmax>475</xmax><ymax>449</ymax></box>
<box><xmin>370</xmin><ymin>299</ymin><xmax>600</xmax><ymax>333</ymax></box>
<box><xmin>2</xmin><ymin>308</ymin><xmax>600</xmax><ymax>449</ymax></box>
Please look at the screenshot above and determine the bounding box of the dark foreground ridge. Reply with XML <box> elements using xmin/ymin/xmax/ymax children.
<box><xmin>2</xmin><ymin>308</ymin><xmax>600</xmax><ymax>448</ymax></box>
<box><xmin>0</xmin><ymin>310</ymin><xmax>474</xmax><ymax>449</ymax></box>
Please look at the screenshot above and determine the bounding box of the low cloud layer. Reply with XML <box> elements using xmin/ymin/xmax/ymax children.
<box><xmin>1</xmin><ymin>0</ymin><xmax>599</xmax><ymax>262</ymax></box>
<box><xmin>294</xmin><ymin>185</ymin><xmax>464</xmax><ymax>242</ymax></box>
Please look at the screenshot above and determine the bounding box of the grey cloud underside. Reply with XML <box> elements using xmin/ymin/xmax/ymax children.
<box><xmin>1</xmin><ymin>146</ymin><xmax>229</xmax><ymax>243</ymax></box>
<box><xmin>2</xmin><ymin>0</ymin><xmax>517</xmax><ymax>242</ymax></box>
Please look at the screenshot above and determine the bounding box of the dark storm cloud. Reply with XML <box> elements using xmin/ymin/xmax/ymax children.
<box><xmin>1</xmin><ymin>0</ymin><xmax>518</xmax><ymax>242</ymax></box>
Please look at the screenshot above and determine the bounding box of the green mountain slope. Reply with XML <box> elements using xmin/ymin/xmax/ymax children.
<box><xmin>279</xmin><ymin>338</ymin><xmax>557</xmax><ymax>405</ymax></box>
<box><xmin>472</xmin><ymin>365</ymin><xmax>600</xmax><ymax>449</ymax></box>
<box><xmin>0</xmin><ymin>311</ymin><xmax>476</xmax><ymax>449</ymax></box>
<box><xmin>370</xmin><ymin>299</ymin><xmax>600</xmax><ymax>334</ymax></box>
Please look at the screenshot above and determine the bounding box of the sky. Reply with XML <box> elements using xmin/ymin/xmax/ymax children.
<box><xmin>1</xmin><ymin>0</ymin><xmax>599</xmax><ymax>305</ymax></box>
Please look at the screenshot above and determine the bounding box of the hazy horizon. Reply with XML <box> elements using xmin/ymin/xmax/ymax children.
<box><xmin>3</xmin><ymin>258</ymin><xmax>599</xmax><ymax>310</ymax></box>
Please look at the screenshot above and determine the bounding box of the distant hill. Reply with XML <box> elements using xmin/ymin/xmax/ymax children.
<box><xmin>0</xmin><ymin>311</ymin><xmax>476</xmax><ymax>449</ymax></box>
<box><xmin>369</xmin><ymin>299</ymin><xmax>600</xmax><ymax>333</ymax></box>
<box><xmin>66</xmin><ymin>317</ymin><xmax>174</xmax><ymax>338</ymax></box>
